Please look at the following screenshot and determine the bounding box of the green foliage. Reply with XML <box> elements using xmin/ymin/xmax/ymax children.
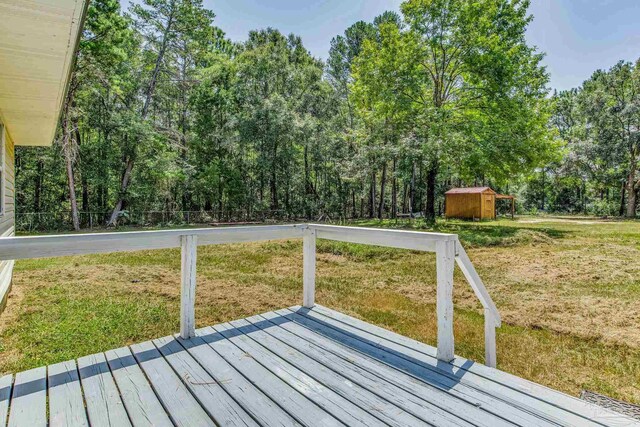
<box><xmin>16</xmin><ymin>0</ymin><xmax>568</xmax><ymax>230</ymax></box>
<box><xmin>523</xmin><ymin>60</ymin><xmax>640</xmax><ymax>216</ymax></box>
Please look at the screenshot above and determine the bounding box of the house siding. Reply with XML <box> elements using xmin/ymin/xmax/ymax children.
<box><xmin>0</xmin><ymin>125</ymin><xmax>15</xmax><ymax>312</ymax></box>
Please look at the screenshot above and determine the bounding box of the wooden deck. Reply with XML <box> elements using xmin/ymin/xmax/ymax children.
<box><xmin>0</xmin><ymin>305</ymin><xmax>637</xmax><ymax>427</ymax></box>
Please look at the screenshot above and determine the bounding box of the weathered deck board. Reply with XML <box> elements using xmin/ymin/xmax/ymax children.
<box><xmin>77</xmin><ymin>353</ymin><xmax>131</xmax><ymax>427</ymax></box>
<box><xmin>130</xmin><ymin>340</ymin><xmax>216</xmax><ymax>427</ymax></box>
<box><xmin>0</xmin><ymin>375</ymin><xmax>12</xmax><ymax>427</ymax></box>
<box><xmin>218</xmin><ymin>319</ymin><xmax>390</xmax><ymax>427</ymax></box>
<box><xmin>233</xmin><ymin>316</ymin><xmax>456</xmax><ymax>427</ymax></box>
<box><xmin>282</xmin><ymin>308</ymin><xmax>551</xmax><ymax>426</ymax></box>
<box><xmin>257</xmin><ymin>311</ymin><xmax>501</xmax><ymax>426</ymax></box>
<box><xmin>178</xmin><ymin>333</ymin><xmax>301</xmax><ymax>426</ymax></box>
<box><xmin>152</xmin><ymin>335</ymin><xmax>258</xmax><ymax>427</ymax></box>
<box><xmin>48</xmin><ymin>360</ymin><xmax>89</xmax><ymax>427</ymax></box>
<box><xmin>252</xmin><ymin>312</ymin><xmax>501</xmax><ymax>427</ymax></box>
<box><xmin>307</xmin><ymin>305</ymin><xmax>630</xmax><ymax>426</ymax></box>
<box><xmin>197</xmin><ymin>325</ymin><xmax>342</xmax><ymax>426</ymax></box>
<box><xmin>3</xmin><ymin>305</ymin><xmax>637</xmax><ymax>427</ymax></box>
<box><xmin>105</xmin><ymin>347</ymin><xmax>173</xmax><ymax>427</ymax></box>
<box><xmin>8</xmin><ymin>366</ymin><xmax>46</xmax><ymax>427</ymax></box>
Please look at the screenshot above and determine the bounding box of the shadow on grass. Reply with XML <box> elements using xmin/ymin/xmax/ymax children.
<box><xmin>330</xmin><ymin>220</ymin><xmax>570</xmax><ymax>255</ymax></box>
<box><xmin>436</xmin><ymin>223</ymin><xmax>568</xmax><ymax>248</ymax></box>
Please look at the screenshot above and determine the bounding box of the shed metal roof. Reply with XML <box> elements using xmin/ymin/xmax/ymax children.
<box><xmin>0</xmin><ymin>0</ymin><xmax>88</xmax><ymax>146</ymax></box>
<box><xmin>445</xmin><ymin>187</ymin><xmax>497</xmax><ymax>195</ymax></box>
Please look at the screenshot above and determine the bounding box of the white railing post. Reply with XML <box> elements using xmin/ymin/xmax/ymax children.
<box><xmin>436</xmin><ymin>239</ymin><xmax>456</xmax><ymax>362</ymax></box>
<box><xmin>303</xmin><ymin>228</ymin><xmax>316</xmax><ymax>308</ymax></box>
<box><xmin>484</xmin><ymin>309</ymin><xmax>497</xmax><ymax>368</ymax></box>
<box><xmin>180</xmin><ymin>234</ymin><xmax>197</xmax><ymax>339</ymax></box>
<box><xmin>454</xmin><ymin>241</ymin><xmax>501</xmax><ymax>368</ymax></box>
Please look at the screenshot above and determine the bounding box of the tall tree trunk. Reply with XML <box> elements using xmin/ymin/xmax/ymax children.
<box><xmin>351</xmin><ymin>189</ymin><xmax>356</xmax><ymax>219</ymax></box>
<box><xmin>33</xmin><ymin>158</ymin><xmax>44</xmax><ymax>212</ymax></box>
<box><xmin>74</xmin><ymin>122</ymin><xmax>89</xmax><ymax>216</ymax></box>
<box><xmin>107</xmin><ymin>2</ymin><xmax>176</xmax><ymax>226</ymax></box>
<box><xmin>619</xmin><ymin>181</ymin><xmax>626</xmax><ymax>216</ymax></box>
<box><xmin>378</xmin><ymin>162</ymin><xmax>387</xmax><ymax>220</ymax></box>
<box><xmin>391</xmin><ymin>158</ymin><xmax>397</xmax><ymax>219</ymax></box>
<box><xmin>304</xmin><ymin>145</ymin><xmax>312</xmax><ymax>219</ymax></box>
<box><xmin>82</xmin><ymin>175</ymin><xmax>89</xmax><ymax>214</ymax></box>
<box><xmin>540</xmin><ymin>167</ymin><xmax>546</xmax><ymax>211</ymax></box>
<box><xmin>61</xmin><ymin>88</ymin><xmax>80</xmax><ymax>231</ymax></box>
<box><xmin>217</xmin><ymin>171</ymin><xmax>224</xmax><ymax>220</ymax></box>
<box><xmin>369</xmin><ymin>171</ymin><xmax>376</xmax><ymax>218</ymax></box>
<box><xmin>270</xmin><ymin>168</ymin><xmax>278</xmax><ymax>211</ymax></box>
<box><xmin>626</xmin><ymin>164</ymin><xmax>637</xmax><ymax>218</ymax></box>
<box><xmin>409</xmin><ymin>160</ymin><xmax>416</xmax><ymax>217</ymax></box>
<box><xmin>402</xmin><ymin>182</ymin><xmax>408</xmax><ymax>214</ymax></box>
<box><xmin>270</xmin><ymin>137</ymin><xmax>279</xmax><ymax>212</ymax></box>
<box><xmin>109</xmin><ymin>155</ymin><xmax>135</xmax><ymax>225</ymax></box>
<box><xmin>359</xmin><ymin>184</ymin><xmax>365</xmax><ymax>218</ymax></box>
<box><xmin>425</xmin><ymin>159</ymin><xmax>438</xmax><ymax>224</ymax></box>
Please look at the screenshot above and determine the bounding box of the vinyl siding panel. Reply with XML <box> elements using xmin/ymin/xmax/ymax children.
<box><xmin>0</xmin><ymin>126</ymin><xmax>15</xmax><ymax>312</ymax></box>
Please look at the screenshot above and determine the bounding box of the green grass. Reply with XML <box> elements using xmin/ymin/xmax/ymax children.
<box><xmin>1</xmin><ymin>215</ymin><xmax>639</xmax><ymax>404</ymax></box>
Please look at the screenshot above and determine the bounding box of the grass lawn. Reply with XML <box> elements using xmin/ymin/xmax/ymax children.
<box><xmin>0</xmin><ymin>215</ymin><xmax>639</xmax><ymax>404</ymax></box>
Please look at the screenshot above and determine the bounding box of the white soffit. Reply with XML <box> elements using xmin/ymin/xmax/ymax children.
<box><xmin>0</xmin><ymin>0</ymin><xmax>87</xmax><ymax>146</ymax></box>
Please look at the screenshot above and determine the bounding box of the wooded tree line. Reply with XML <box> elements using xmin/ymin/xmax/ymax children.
<box><xmin>13</xmin><ymin>0</ymin><xmax>637</xmax><ymax>231</ymax></box>
<box><xmin>527</xmin><ymin>61</ymin><xmax>640</xmax><ymax>217</ymax></box>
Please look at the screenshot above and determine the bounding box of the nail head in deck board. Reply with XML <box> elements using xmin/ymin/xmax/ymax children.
<box><xmin>0</xmin><ymin>375</ymin><xmax>12</xmax><ymax>427</ymax></box>
<box><xmin>252</xmin><ymin>312</ymin><xmax>503</xmax><ymax>427</ymax></box>
<box><xmin>152</xmin><ymin>335</ymin><xmax>258</xmax><ymax>427</ymax></box>
<box><xmin>105</xmin><ymin>347</ymin><xmax>173</xmax><ymax>427</ymax></box>
<box><xmin>77</xmin><ymin>353</ymin><xmax>131</xmax><ymax>427</ymax></box>
<box><xmin>48</xmin><ymin>360</ymin><xmax>89</xmax><ymax>427</ymax></box>
<box><xmin>129</xmin><ymin>341</ymin><xmax>216</xmax><ymax>427</ymax></box>
<box><xmin>177</xmin><ymin>333</ymin><xmax>302</xmax><ymax>426</ymax></box>
<box><xmin>220</xmin><ymin>318</ymin><xmax>386</xmax><ymax>427</ymax></box>
<box><xmin>309</xmin><ymin>305</ymin><xmax>627</xmax><ymax>427</ymax></box>
<box><xmin>8</xmin><ymin>366</ymin><xmax>47</xmax><ymax>427</ymax></box>
<box><xmin>201</xmin><ymin>324</ymin><xmax>343</xmax><ymax>427</ymax></box>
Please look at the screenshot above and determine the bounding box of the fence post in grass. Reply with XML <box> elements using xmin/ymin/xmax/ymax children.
<box><xmin>180</xmin><ymin>234</ymin><xmax>197</xmax><ymax>339</ymax></box>
<box><xmin>436</xmin><ymin>239</ymin><xmax>456</xmax><ymax>362</ymax></box>
<box><xmin>484</xmin><ymin>309</ymin><xmax>497</xmax><ymax>368</ymax></box>
<box><xmin>303</xmin><ymin>227</ymin><xmax>316</xmax><ymax>308</ymax></box>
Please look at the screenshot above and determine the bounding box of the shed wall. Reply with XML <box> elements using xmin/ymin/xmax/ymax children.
<box><xmin>445</xmin><ymin>193</ymin><xmax>482</xmax><ymax>219</ymax></box>
<box><xmin>446</xmin><ymin>191</ymin><xmax>497</xmax><ymax>219</ymax></box>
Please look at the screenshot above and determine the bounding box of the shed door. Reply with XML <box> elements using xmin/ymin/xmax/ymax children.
<box><xmin>483</xmin><ymin>195</ymin><xmax>493</xmax><ymax>218</ymax></box>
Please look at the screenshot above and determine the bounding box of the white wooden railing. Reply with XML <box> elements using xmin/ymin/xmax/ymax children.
<box><xmin>0</xmin><ymin>224</ymin><xmax>501</xmax><ymax>367</ymax></box>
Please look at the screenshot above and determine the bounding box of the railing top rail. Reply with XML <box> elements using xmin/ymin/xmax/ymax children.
<box><xmin>0</xmin><ymin>224</ymin><xmax>306</xmax><ymax>260</ymax></box>
<box><xmin>308</xmin><ymin>224</ymin><xmax>457</xmax><ymax>239</ymax></box>
<box><xmin>308</xmin><ymin>223</ymin><xmax>457</xmax><ymax>253</ymax></box>
<box><xmin>0</xmin><ymin>223</ymin><xmax>462</xmax><ymax>261</ymax></box>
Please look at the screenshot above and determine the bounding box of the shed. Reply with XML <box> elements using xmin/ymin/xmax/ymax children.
<box><xmin>445</xmin><ymin>187</ymin><xmax>497</xmax><ymax>220</ymax></box>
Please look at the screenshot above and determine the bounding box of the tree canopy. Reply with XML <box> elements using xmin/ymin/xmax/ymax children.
<box><xmin>14</xmin><ymin>0</ymin><xmax>638</xmax><ymax>231</ymax></box>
